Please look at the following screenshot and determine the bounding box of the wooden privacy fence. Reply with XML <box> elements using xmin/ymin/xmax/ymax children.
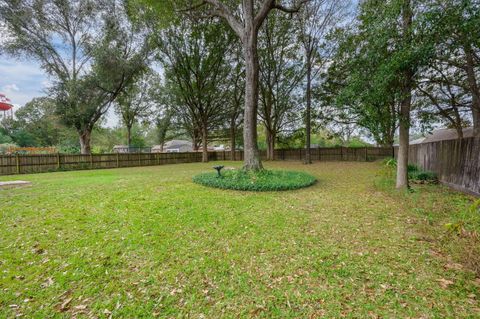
<box><xmin>0</xmin><ymin>147</ymin><xmax>393</xmax><ymax>176</ymax></box>
<box><xmin>406</xmin><ymin>137</ymin><xmax>480</xmax><ymax>196</ymax></box>
<box><xmin>269</xmin><ymin>147</ymin><xmax>394</xmax><ymax>162</ymax></box>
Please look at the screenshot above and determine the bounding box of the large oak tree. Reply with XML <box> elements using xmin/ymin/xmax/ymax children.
<box><xmin>142</xmin><ymin>0</ymin><xmax>311</xmax><ymax>170</ymax></box>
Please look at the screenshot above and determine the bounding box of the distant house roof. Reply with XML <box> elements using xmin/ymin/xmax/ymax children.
<box><xmin>411</xmin><ymin>127</ymin><xmax>473</xmax><ymax>145</ymax></box>
<box><xmin>409</xmin><ymin>137</ymin><xmax>426</xmax><ymax>145</ymax></box>
<box><xmin>423</xmin><ymin>127</ymin><xmax>473</xmax><ymax>143</ymax></box>
<box><xmin>163</xmin><ymin>140</ymin><xmax>192</xmax><ymax>149</ymax></box>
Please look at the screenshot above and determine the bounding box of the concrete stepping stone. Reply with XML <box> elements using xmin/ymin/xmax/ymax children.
<box><xmin>0</xmin><ymin>181</ymin><xmax>32</xmax><ymax>189</ymax></box>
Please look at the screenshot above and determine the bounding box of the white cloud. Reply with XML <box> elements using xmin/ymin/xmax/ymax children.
<box><xmin>2</xmin><ymin>83</ymin><xmax>20</xmax><ymax>92</ymax></box>
<box><xmin>41</xmin><ymin>80</ymin><xmax>52</xmax><ymax>89</ymax></box>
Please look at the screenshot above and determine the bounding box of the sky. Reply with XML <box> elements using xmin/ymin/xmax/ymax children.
<box><xmin>0</xmin><ymin>21</ymin><xmax>49</xmax><ymax>107</ymax></box>
<box><xmin>0</xmin><ymin>58</ymin><xmax>49</xmax><ymax>107</ymax></box>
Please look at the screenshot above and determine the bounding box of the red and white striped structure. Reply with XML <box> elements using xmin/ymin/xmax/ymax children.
<box><xmin>0</xmin><ymin>93</ymin><xmax>14</xmax><ymax>119</ymax></box>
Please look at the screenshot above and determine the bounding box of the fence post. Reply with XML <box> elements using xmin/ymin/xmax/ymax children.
<box><xmin>365</xmin><ymin>147</ymin><xmax>368</xmax><ymax>162</ymax></box>
<box><xmin>15</xmin><ymin>154</ymin><xmax>20</xmax><ymax>174</ymax></box>
<box><xmin>57</xmin><ymin>152</ymin><xmax>61</xmax><ymax>170</ymax></box>
<box><xmin>340</xmin><ymin>147</ymin><xmax>343</xmax><ymax>161</ymax></box>
<box><xmin>90</xmin><ymin>154</ymin><xmax>93</xmax><ymax>168</ymax></box>
<box><xmin>116</xmin><ymin>152</ymin><xmax>119</xmax><ymax>168</ymax></box>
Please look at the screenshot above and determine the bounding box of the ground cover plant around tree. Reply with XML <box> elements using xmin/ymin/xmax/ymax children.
<box><xmin>1</xmin><ymin>162</ymin><xmax>479</xmax><ymax>318</ymax></box>
<box><xmin>193</xmin><ymin>168</ymin><xmax>316</xmax><ymax>191</ymax></box>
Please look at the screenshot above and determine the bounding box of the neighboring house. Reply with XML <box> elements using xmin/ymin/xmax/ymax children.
<box><xmin>152</xmin><ymin>140</ymin><xmax>194</xmax><ymax>153</ymax></box>
<box><xmin>113</xmin><ymin>145</ymin><xmax>152</xmax><ymax>153</ymax></box>
<box><xmin>409</xmin><ymin>137</ymin><xmax>426</xmax><ymax>145</ymax></box>
<box><xmin>410</xmin><ymin>127</ymin><xmax>473</xmax><ymax>145</ymax></box>
<box><xmin>113</xmin><ymin>145</ymin><xmax>129</xmax><ymax>153</ymax></box>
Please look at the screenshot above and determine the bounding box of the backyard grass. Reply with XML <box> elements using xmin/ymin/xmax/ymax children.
<box><xmin>0</xmin><ymin>161</ymin><xmax>479</xmax><ymax>318</ymax></box>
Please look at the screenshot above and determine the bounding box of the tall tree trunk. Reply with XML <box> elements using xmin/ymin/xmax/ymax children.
<box><xmin>455</xmin><ymin>125</ymin><xmax>464</xmax><ymax>139</ymax></box>
<box><xmin>396</xmin><ymin>0</ymin><xmax>413</xmax><ymax>190</ymax></box>
<box><xmin>452</xmin><ymin>101</ymin><xmax>464</xmax><ymax>139</ymax></box>
<box><xmin>201</xmin><ymin>125</ymin><xmax>208</xmax><ymax>162</ymax></box>
<box><xmin>192</xmin><ymin>131</ymin><xmax>199</xmax><ymax>152</ymax></box>
<box><xmin>473</xmin><ymin>108</ymin><xmax>480</xmax><ymax>137</ymax></box>
<box><xmin>389</xmin><ymin>101</ymin><xmax>397</xmax><ymax>147</ymax></box>
<box><xmin>79</xmin><ymin>129</ymin><xmax>92</xmax><ymax>155</ymax></box>
<box><xmin>242</xmin><ymin>30</ymin><xmax>263</xmax><ymax>171</ymax></box>
<box><xmin>269</xmin><ymin>130</ymin><xmax>275</xmax><ymax>161</ymax></box>
<box><xmin>265</xmin><ymin>127</ymin><xmax>271</xmax><ymax>160</ymax></box>
<box><xmin>465</xmin><ymin>46</ymin><xmax>480</xmax><ymax>137</ymax></box>
<box><xmin>158</xmin><ymin>130</ymin><xmax>166</xmax><ymax>152</ymax></box>
<box><xmin>265</xmin><ymin>127</ymin><xmax>275</xmax><ymax>160</ymax></box>
<box><xmin>396</xmin><ymin>96</ymin><xmax>411</xmax><ymax>189</ymax></box>
<box><xmin>126</xmin><ymin>124</ymin><xmax>132</xmax><ymax>152</ymax></box>
<box><xmin>305</xmin><ymin>51</ymin><xmax>312</xmax><ymax>164</ymax></box>
<box><xmin>230</xmin><ymin>119</ymin><xmax>236</xmax><ymax>161</ymax></box>
<box><xmin>157</xmin><ymin>113</ymin><xmax>171</xmax><ymax>153</ymax></box>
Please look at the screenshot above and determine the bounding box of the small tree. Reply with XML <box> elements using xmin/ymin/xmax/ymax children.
<box><xmin>116</xmin><ymin>73</ymin><xmax>156</xmax><ymax>149</ymax></box>
<box><xmin>224</xmin><ymin>46</ymin><xmax>244</xmax><ymax>160</ymax></box>
<box><xmin>258</xmin><ymin>12</ymin><xmax>303</xmax><ymax>160</ymax></box>
<box><xmin>325</xmin><ymin>0</ymin><xmax>432</xmax><ymax>189</ymax></box>
<box><xmin>297</xmin><ymin>0</ymin><xmax>349</xmax><ymax>163</ymax></box>
<box><xmin>156</xmin><ymin>18</ymin><xmax>232</xmax><ymax>162</ymax></box>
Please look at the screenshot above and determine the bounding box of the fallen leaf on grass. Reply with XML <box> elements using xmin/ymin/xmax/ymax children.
<box><xmin>59</xmin><ymin>297</ymin><xmax>72</xmax><ymax>312</ymax></box>
<box><xmin>473</xmin><ymin>278</ymin><xmax>480</xmax><ymax>287</ymax></box>
<box><xmin>436</xmin><ymin>278</ymin><xmax>454</xmax><ymax>289</ymax></box>
<box><xmin>429</xmin><ymin>249</ymin><xmax>444</xmax><ymax>258</ymax></box>
<box><xmin>32</xmin><ymin>244</ymin><xmax>45</xmax><ymax>255</ymax></box>
<box><xmin>41</xmin><ymin>277</ymin><xmax>54</xmax><ymax>288</ymax></box>
<box><xmin>73</xmin><ymin>305</ymin><xmax>87</xmax><ymax>310</ymax></box>
<box><xmin>444</xmin><ymin>262</ymin><xmax>463</xmax><ymax>271</ymax></box>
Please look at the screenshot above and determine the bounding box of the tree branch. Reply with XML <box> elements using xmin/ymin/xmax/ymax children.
<box><xmin>190</xmin><ymin>0</ymin><xmax>243</xmax><ymax>37</ymax></box>
<box><xmin>273</xmin><ymin>0</ymin><xmax>311</xmax><ymax>14</ymax></box>
<box><xmin>254</xmin><ymin>0</ymin><xmax>275</xmax><ymax>27</ymax></box>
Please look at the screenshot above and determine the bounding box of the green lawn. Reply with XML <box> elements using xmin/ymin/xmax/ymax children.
<box><xmin>1</xmin><ymin>161</ymin><xmax>479</xmax><ymax>318</ymax></box>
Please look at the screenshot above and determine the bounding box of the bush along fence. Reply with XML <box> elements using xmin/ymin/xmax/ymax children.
<box><xmin>404</xmin><ymin>137</ymin><xmax>480</xmax><ymax>197</ymax></box>
<box><xmin>0</xmin><ymin>147</ymin><xmax>393</xmax><ymax>176</ymax></box>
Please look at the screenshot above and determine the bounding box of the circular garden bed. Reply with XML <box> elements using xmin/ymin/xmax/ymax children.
<box><xmin>193</xmin><ymin>168</ymin><xmax>316</xmax><ymax>191</ymax></box>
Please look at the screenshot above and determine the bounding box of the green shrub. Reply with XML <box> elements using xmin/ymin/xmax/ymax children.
<box><xmin>383</xmin><ymin>158</ymin><xmax>418</xmax><ymax>172</ymax></box>
<box><xmin>408</xmin><ymin>164</ymin><xmax>419</xmax><ymax>172</ymax></box>
<box><xmin>381</xmin><ymin>158</ymin><xmax>437</xmax><ymax>183</ymax></box>
<box><xmin>383</xmin><ymin>157</ymin><xmax>397</xmax><ymax>168</ymax></box>
<box><xmin>409</xmin><ymin>170</ymin><xmax>438</xmax><ymax>182</ymax></box>
<box><xmin>193</xmin><ymin>169</ymin><xmax>316</xmax><ymax>191</ymax></box>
